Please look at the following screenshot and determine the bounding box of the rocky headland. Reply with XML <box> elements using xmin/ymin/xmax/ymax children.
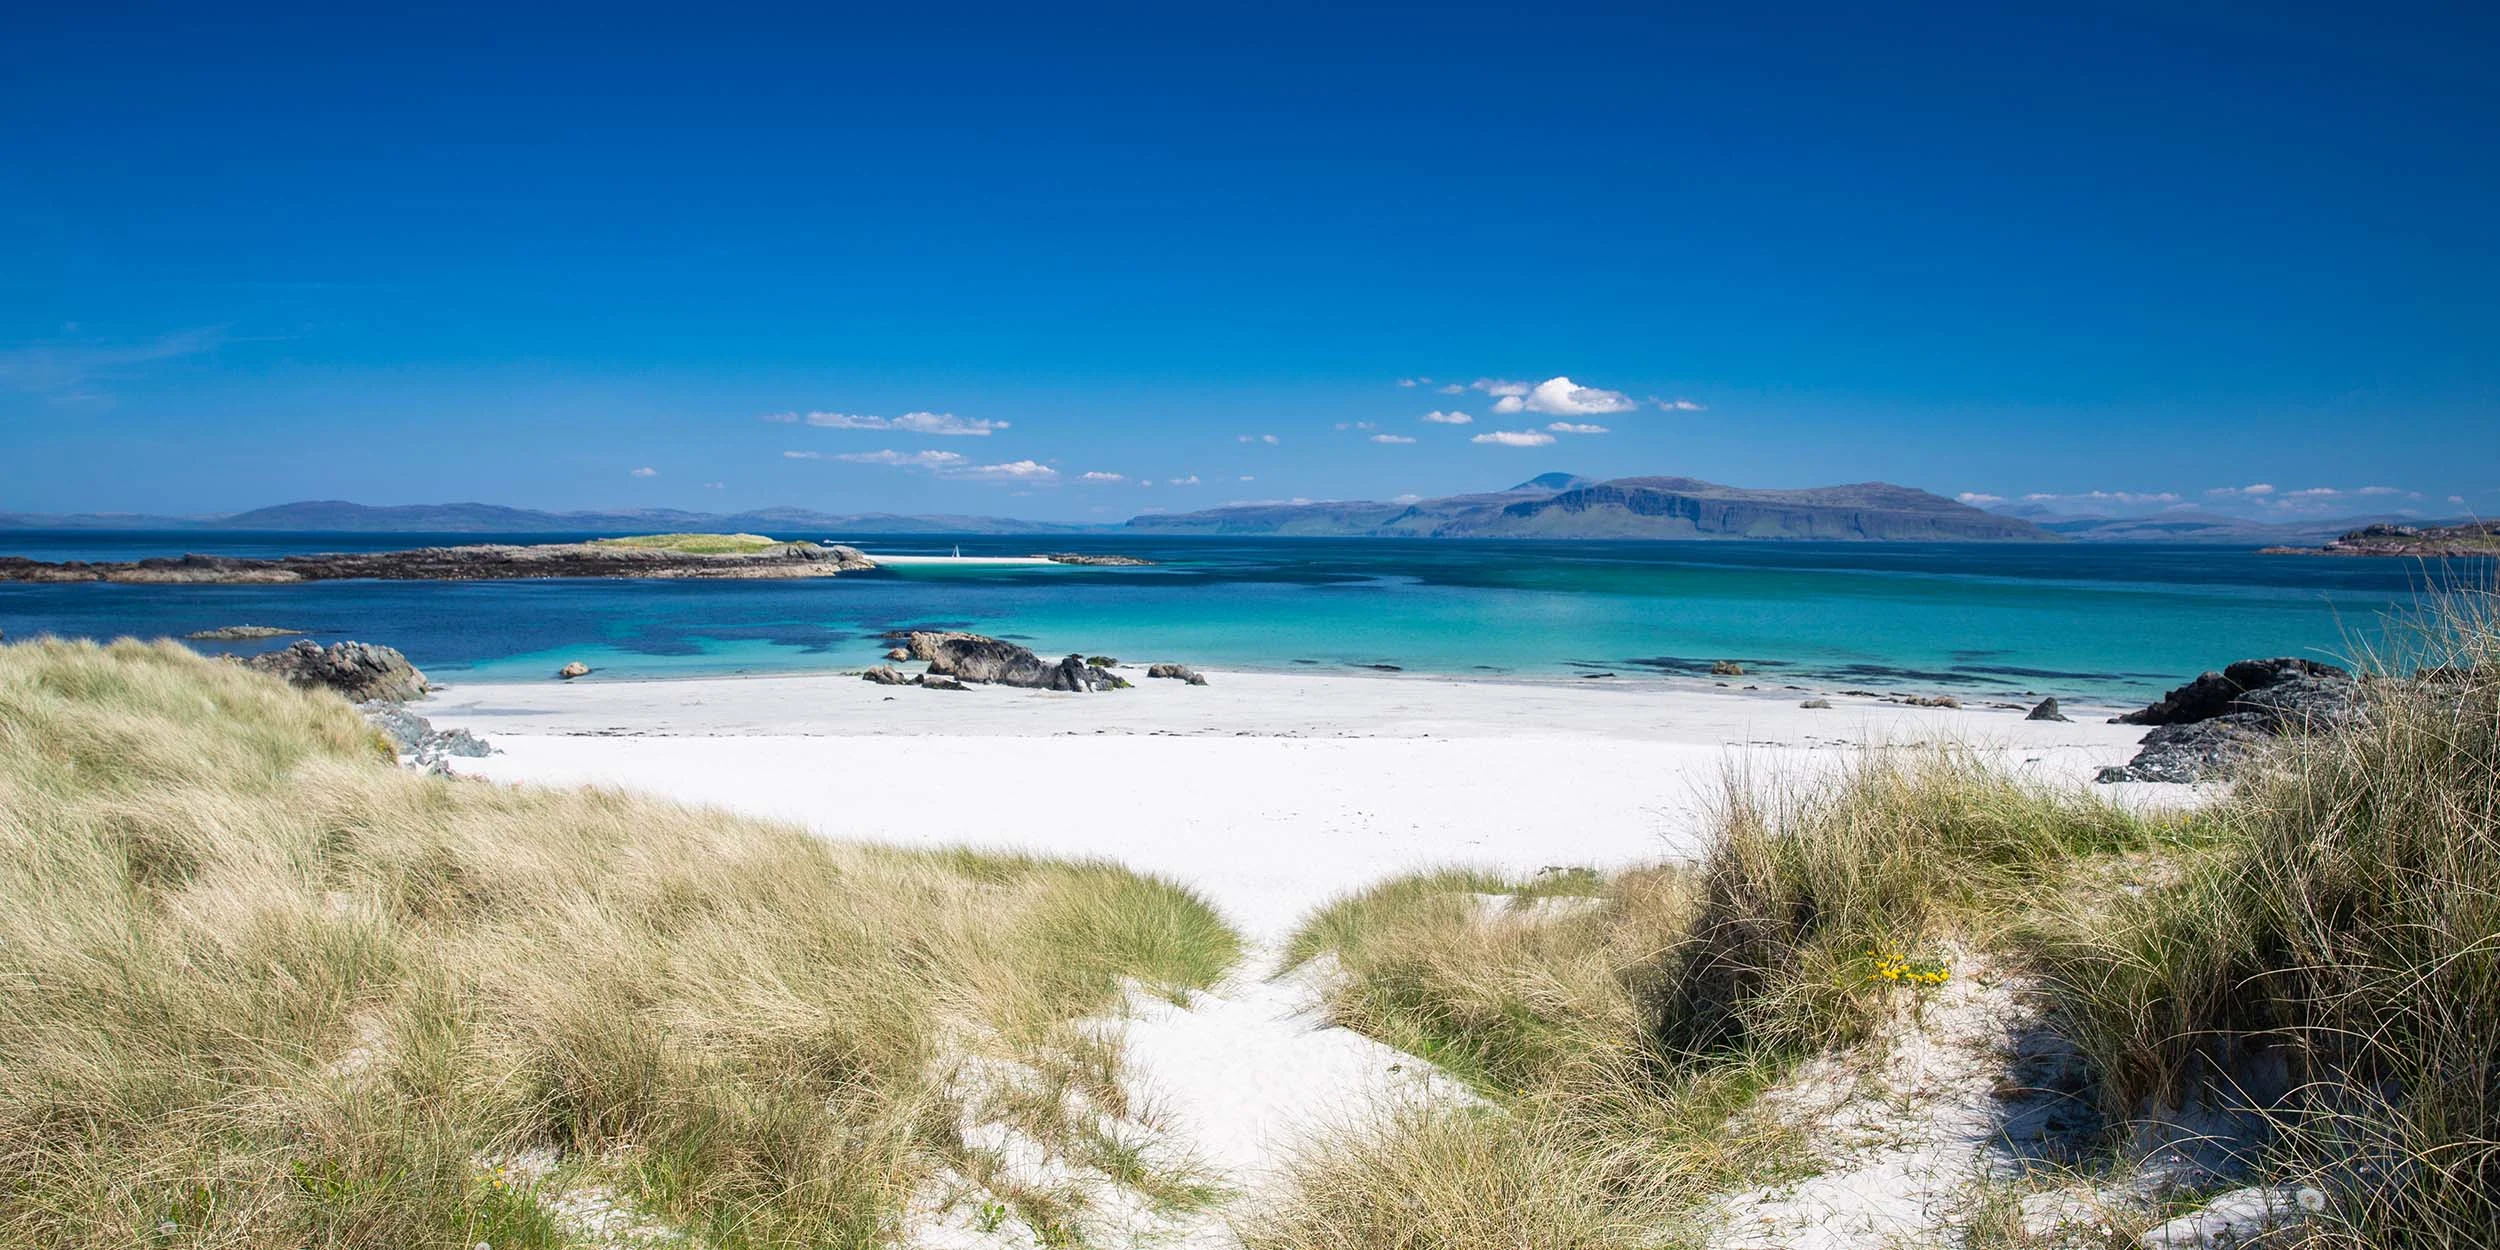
<box><xmin>2261</xmin><ymin>520</ymin><xmax>2500</xmax><ymax>558</ymax></box>
<box><xmin>0</xmin><ymin>535</ymin><xmax>876</xmax><ymax>584</ymax></box>
<box><xmin>2096</xmin><ymin>657</ymin><xmax>2361</xmax><ymax>783</ymax></box>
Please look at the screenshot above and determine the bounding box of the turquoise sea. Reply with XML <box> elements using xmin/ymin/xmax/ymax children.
<box><xmin>0</xmin><ymin>530</ymin><xmax>2469</xmax><ymax>703</ymax></box>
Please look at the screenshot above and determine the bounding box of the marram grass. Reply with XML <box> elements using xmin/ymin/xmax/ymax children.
<box><xmin>0</xmin><ymin>637</ymin><xmax>1237</xmax><ymax>1248</ymax></box>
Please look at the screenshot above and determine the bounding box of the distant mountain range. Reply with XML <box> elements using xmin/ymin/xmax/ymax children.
<box><xmin>0</xmin><ymin>500</ymin><xmax>1092</xmax><ymax>535</ymax></box>
<box><xmin>5</xmin><ymin>485</ymin><xmax>2448</xmax><ymax>545</ymax></box>
<box><xmin>1127</xmin><ymin>475</ymin><xmax>2053</xmax><ymax>541</ymax></box>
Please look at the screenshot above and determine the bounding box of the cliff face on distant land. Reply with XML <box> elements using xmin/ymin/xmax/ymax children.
<box><xmin>1127</xmin><ymin>475</ymin><xmax>2054</xmax><ymax>541</ymax></box>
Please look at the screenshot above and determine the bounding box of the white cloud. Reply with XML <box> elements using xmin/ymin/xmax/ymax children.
<box><xmin>1957</xmin><ymin>492</ymin><xmax>2006</xmax><ymax>505</ymax></box>
<box><xmin>1419</xmin><ymin>410</ymin><xmax>1473</xmax><ymax>425</ymax></box>
<box><xmin>767</xmin><ymin>410</ymin><xmax>1008</xmax><ymax>436</ymax></box>
<box><xmin>1371</xmin><ymin>433</ymin><xmax>1417</xmax><ymax>444</ymax></box>
<box><xmin>1239</xmin><ymin>475</ymin><xmax>1256</xmax><ymax>481</ymax></box>
<box><xmin>2450</xmin><ymin>495</ymin><xmax>2467</xmax><ymax>506</ymax></box>
<box><xmin>1651</xmin><ymin>396</ymin><xmax>1707</xmax><ymax>412</ymax></box>
<box><xmin>827</xmin><ymin>449</ymin><xmax>968</xmax><ymax>468</ymax></box>
<box><xmin>954</xmin><ymin>459</ymin><xmax>1057</xmax><ymax>480</ymax></box>
<box><xmin>1236</xmin><ymin>433</ymin><xmax>1280</xmax><ymax>444</ymax></box>
<box><xmin>629</xmin><ymin>466</ymin><xmax>657</xmax><ymax>478</ymax></box>
<box><xmin>1396</xmin><ymin>377</ymin><xmax>1432</xmax><ymax>387</ymax></box>
<box><xmin>2355</xmin><ymin>485</ymin><xmax>2403</xmax><ymax>496</ymax></box>
<box><xmin>702</xmin><ymin>481</ymin><xmax>725</xmax><ymax>490</ymax></box>
<box><xmin>1437</xmin><ymin>383</ymin><xmax>1465</xmax><ymax>394</ymax></box>
<box><xmin>1473</xmin><ymin>376</ymin><xmax>1636</xmax><ymax>417</ymax></box>
<box><xmin>1471</xmin><ymin>429</ymin><xmax>1557</xmax><ymax>447</ymax></box>
<box><xmin>1079</xmin><ymin>471</ymin><xmax>1126</xmax><ymax>482</ymax></box>
<box><xmin>1334</xmin><ymin>421</ymin><xmax>1378</xmax><ymax>431</ymax></box>
<box><xmin>2207</xmin><ymin>483</ymin><xmax>2275</xmax><ymax>497</ymax></box>
<box><xmin>1545</xmin><ymin>422</ymin><xmax>1608</xmax><ymax>435</ymax></box>
<box><xmin>1392</xmin><ymin>493</ymin><xmax>1423</xmax><ymax>504</ymax></box>
<box><xmin>1171</xmin><ymin>474</ymin><xmax>1201</xmax><ymax>485</ymax></box>
<box><xmin>2018</xmin><ymin>490</ymin><xmax>2182</xmax><ymax>506</ymax></box>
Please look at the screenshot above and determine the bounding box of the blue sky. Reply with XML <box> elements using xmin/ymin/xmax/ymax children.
<box><xmin>3</xmin><ymin>2</ymin><xmax>2494</xmax><ymax>523</ymax></box>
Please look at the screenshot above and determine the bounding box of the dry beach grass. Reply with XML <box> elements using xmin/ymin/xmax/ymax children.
<box><xmin>1248</xmin><ymin>590</ymin><xmax>2500</xmax><ymax>1249</ymax></box>
<box><xmin>0</xmin><ymin>638</ymin><xmax>1237</xmax><ymax>1248</ymax></box>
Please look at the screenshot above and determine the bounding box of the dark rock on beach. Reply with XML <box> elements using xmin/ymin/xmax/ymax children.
<box><xmin>1147</xmin><ymin>663</ymin><xmax>1209</xmax><ymax>686</ymax></box>
<box><xmin>2114</xmin><ymin>658</ymin><xmax>2350</xmax><ymax>726</ymax></box>
<box><xmin>358</xmin><ymin>701</ymin><xmax>492</xmax><ymax>768</ymax></box>
<box><xmin>2098</xmin><ymin>658</ymin><xmax>2361</xmax><ymax>783</ymax></box>
<box><xmin>861</xmin><ymin>665</ymin><xmax>911</xmax><ymax>685</ymax></box>
<box><xmin>1709</xmin><ymin>660</ymin><xmax>1746</xmax><ymax>676</ymax></box>
<box><xmin>247</xmin><ymin>640</ymin><xmax>430</xmax><ymax>703</ymax></box>
<box><xmin>904</xmin><ymin>631</ymin><xmax>1127</xmax><ymax>692</ymax></box>
<box><xmin>2025</xmin><ymin>697</ymin><xmax>2071</xmax><ymax>722</ymax></box>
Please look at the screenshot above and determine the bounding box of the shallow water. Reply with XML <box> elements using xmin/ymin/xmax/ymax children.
<box><xmin>0</xmin><ymin>530</ymin><xmax>2461</xmax><ymax>701</ymax></box>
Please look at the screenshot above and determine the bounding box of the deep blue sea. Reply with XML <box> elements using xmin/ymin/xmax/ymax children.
<box><xmin>0</xmin><ymin>530</ymin><xmax>2468</xmax><ymax>702</ymax></box>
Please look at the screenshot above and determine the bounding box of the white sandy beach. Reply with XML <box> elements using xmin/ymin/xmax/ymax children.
<box><xmin>428</xmin><ymin>667</ymin><xmax>2156</xmax><ymax>940</ymax></box>
<box><xmin>426</xmin><ymin>666</ymin><xmax>2162</xmax><ymax>1246</ymax></box>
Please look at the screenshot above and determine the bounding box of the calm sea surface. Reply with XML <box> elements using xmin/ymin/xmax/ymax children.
<box><xmin>0</xmin><ymin>530</ymin><xmax>2467</xmax><ymax>702</ymax></box>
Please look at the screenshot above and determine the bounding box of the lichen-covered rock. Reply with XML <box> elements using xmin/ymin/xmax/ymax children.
<box><xmin>247</xmin><ymin>639</ymin><xmax>430</xmax><ymax>702</ymax></box>
<box><xmin>1710</xmin><ymin>659</ymin><xmax>1746</xmax><ymax>676</ymax></box>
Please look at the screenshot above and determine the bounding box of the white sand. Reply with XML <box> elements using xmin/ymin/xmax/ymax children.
<box><xmin>429</xmin><ymin>668</ymin><xmax>2154</xmax><ymax>941</ymax></box>
<box><xmin>426</xmin><ymin>666</ymin><xmax>2160</xmax><ymax>1245</ymax></box>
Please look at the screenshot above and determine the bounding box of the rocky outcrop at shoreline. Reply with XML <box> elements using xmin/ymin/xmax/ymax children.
<box><xmin>904</xmin><ymin>631</ymin><xmax>1130</xmax><ymax>692</ymax></box>
<box><xmin>2098</xmin><ymin>658</ymin><xmax>2360</xmax><ymax>783</ymax></box>
<box><xmin>2261</xmin><ymin>520</ymin><xmax>2500</xmax><ymax>558</ymax></box>
<box><xmin>0</xmin><ymin>537</ymin><xmax>877</xmax><ymax>584</ymax></box>
<box><xmin>246</xmin><ymin>639</ymin><xmax>432</xmax><ymax>703</ymax></box>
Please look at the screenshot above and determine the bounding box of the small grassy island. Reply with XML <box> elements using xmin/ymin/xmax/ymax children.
<box><xmin>0</xmin><ymin>534</ymin><xmax>877</xmax><ymax>584</ymax></box>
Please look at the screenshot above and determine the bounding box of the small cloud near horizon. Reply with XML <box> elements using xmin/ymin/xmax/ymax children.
<box><xmin>1472</xmin><ymin>429</ymin><xmax>1557</xmax><ymax>447</ymax></box>
<box><xmin>1079</xmin><ymin>471</ymin><xmax>1125</xmax><ymax>483</ymax></box>
<box><xmin>1237</xmin><ymin>433</ymin><xmax>1281</xmax><ymax>444</ymax></box>
<box><xmin>629</xmin><ymin>466</ymin><xmax>658</xmax><ymax>478</ymax></box>
<box><xmin>1652</xmin><ymin>396</ymin><xmax>1707</xmax><ymax>411</ymax></box>
<box><xmin>1371</xmin><ymin>433</ymin><xmax>1417</xmax><ymax>444</ymax></box>
<box><xmin>764</xmin><ymin>410</ymin><xmax>1007</xmax><ymax>436</ymax></box>
<box><xmin>1545</xmin><ymin>422</ymin><xmax>1607</xmax><ymax>435</ymax></box>
<box><xmin>1420</xmin><ymin>410</ymin><xmax>1473</xmax><ymax>425</ymax></box>
<box><xmin>952</xmin><ymin>459</ymin><xmax>1057</xmax><ymax>481</ymax></box>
